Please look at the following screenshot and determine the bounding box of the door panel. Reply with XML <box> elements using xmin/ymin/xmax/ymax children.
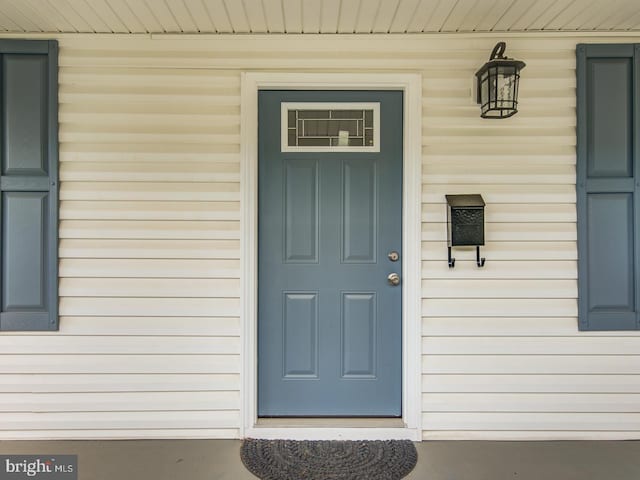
<box><xmin>341</xmin><ymin>292</ymin><xmax>376</xmax><ymax>377</ymax></box>
<box><xmin>342</xmin><ymin>159</ymin><xmax>377</xmax><ymax>263</ymax></box>
<box><xmin>258</xmin><ymin>90</ymin><xmax>403</xmax><ymax>416</ymax></box>
<box><xmin>284</xmin><ymin>159</ymin><xmax>319</xmax><ymax>263</ymax></box>
<box><xmin>283</xmin><ymin>291</ymin><xmax>319</xmax><ymax>377</ymax></box>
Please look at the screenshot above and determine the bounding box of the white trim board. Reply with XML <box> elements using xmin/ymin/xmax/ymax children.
<box><xmin>240</xmin><ymin>72</ymin><xmax>423</xmax><ymax>441</ymax></box>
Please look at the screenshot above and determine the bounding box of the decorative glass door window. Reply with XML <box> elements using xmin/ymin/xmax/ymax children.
<box><xmin>281</xmin><ymin>102</ymin><xmax>380</xmax><ymax>152</ymax></box>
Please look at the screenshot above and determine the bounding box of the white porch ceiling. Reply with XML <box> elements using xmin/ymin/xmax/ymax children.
<box><xmin>0</xmin><ymin>0</ymin><xmax>638</xmax><ymax>34</ymax></box>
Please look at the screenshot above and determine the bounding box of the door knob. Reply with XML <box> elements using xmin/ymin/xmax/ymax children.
<box><xmin>387</xmin><ymin>273</ymin><xmax>400</xmax><ymax>286</ymax></box>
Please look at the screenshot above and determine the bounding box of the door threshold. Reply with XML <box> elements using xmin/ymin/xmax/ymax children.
<box><xmin>255</xmin><ymin>418</ymin><xmax>405</xmax><ymax>428</ymax></box>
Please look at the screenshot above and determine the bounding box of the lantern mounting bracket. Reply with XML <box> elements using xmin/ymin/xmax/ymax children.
<box><xmin>489</xmin><ymin>42</ymin><xmax>507</xmax><ymax>60</ymax></box>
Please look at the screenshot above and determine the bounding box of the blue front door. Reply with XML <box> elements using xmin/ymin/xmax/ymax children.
<box><xmin>258</xmin><ymin>90</ymin><xmax>403</xmax><ymax>416</ymax></box>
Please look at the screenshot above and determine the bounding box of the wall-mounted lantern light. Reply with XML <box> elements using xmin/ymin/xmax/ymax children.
<box><xmin>446</xmin><ymin>194</ymin><xmax>486</xmax><ymax>268</ymax></box>
<box><xmin>475</xmin><ymin>42</ymin><xmax>526</xmax><ymax>119</ymax></box>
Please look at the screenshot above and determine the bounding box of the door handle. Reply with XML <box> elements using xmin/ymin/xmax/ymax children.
<box><xmin>387</xmin><ymin>273</ymin><xmax>400</xmax><ymax>286</ymax></box>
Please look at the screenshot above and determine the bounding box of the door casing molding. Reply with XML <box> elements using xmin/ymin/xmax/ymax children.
<box><xmin>240</xmin><ymin>72</ymin><xmax>422</xmax><ymax>441</ymax></box>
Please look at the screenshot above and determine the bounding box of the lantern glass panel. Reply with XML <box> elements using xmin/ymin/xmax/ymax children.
<box><xmin>497</xmin><ymin>71</ymin><xmax>514</xmax><ymax>107</ymax></box>
<box><xmin>480</xmin><ymin>72</ymin><xmax>489</xmax><ymax>111</ymax></box>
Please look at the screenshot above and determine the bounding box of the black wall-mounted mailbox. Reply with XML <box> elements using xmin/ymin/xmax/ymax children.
<box><xmin>445</xmin><ymin>194</ymin><xmax>486</xmax><ymax>268</ymax></box>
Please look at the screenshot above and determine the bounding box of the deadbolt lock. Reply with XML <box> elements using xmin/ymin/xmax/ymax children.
<box><xmin>388</xmin><ymin>251</ymin><xmax>400</xmax><ymax>262</ymax></box>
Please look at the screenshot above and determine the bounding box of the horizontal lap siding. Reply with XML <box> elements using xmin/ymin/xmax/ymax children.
<box><xmin>0</xmin><ymin>38</ymin><xmax>242</xmax><ymax>439</ymax></box>
<box><xmin>420</xmin><ymin>36</ymin><xmax>640</xmax><ymax>440</ymax></box>
<box><xmin>0</xmin><ymin>33</ymin><xmax>639</xmax><ymax>440</ymax></box>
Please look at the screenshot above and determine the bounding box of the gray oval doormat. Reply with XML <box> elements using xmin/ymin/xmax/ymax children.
<box><xmin>240</xmin><ymin>438</ymin><xmax>418</xmax><ymax>480</ymax></box>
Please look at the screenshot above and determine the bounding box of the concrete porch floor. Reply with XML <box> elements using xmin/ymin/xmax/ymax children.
<box><xmin>1</xmin><ymin>439</ymin><xmax>639</xmax><ymax>480</ymax></box>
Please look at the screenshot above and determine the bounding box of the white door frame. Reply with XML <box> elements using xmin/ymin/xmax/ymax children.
<box><xmin>240</xmin><ymin>72</ymin><xmax>422</xmax><ymax>441</ymax></box>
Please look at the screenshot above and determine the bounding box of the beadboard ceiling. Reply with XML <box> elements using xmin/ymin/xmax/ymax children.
<box><xmin>0</xmin><ymin>0</ymin><xmax>638</xmax><ymax>34</ymax></box>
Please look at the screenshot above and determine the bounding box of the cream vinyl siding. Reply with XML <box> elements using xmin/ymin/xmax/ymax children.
<box><xmin>0</xmin><ymin>33</ymin><xmax>639</xmax><ymax>440</ymax></box>
<box><xmin>1</xmin><ymin>37</ymin><xmax>242</xmax><ymax>439</ymax></box>
<box><xmin>418</xmin><ymin>36</ymin><xmax>639</xmax><ymax>440</ymax></box>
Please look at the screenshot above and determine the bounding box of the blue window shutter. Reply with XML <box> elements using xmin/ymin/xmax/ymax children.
<box><xmin>577</xmin><ymin>44</ymin><xmax>640</xmax><ymax>330</ymax></box>
<box><xmin>0</xmin><ymin>40</ymin><xmax>58</xmax><ymax>331</ymax></box>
